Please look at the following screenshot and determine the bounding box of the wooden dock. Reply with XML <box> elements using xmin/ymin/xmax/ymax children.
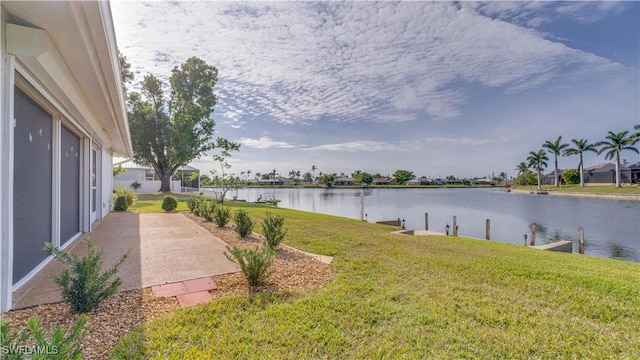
<box><xmin>531</xmin><ymin>240</ymin><xmax>573</xmax><ymax>253</ymax></box>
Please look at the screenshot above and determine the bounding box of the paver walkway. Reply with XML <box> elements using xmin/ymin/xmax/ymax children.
<box><xmin>12</xmin><ymin>212</ymin><xmax>240</xmax><ymax>309</ymax></box>
<box><xmin>151</xmin><ymin>276</ymin><xmax>218</xmax><ymax>308</ymax></box>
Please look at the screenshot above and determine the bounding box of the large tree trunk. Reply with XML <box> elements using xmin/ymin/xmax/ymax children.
<box><xmin>554</xmin><ymin>157</ymin><xmax>559</xmax><ymax>187</ymax></box>
<box><xmin>160</xmin><ymin>171</ymin><xmax>172</xmax><ymax>192</ymax></box>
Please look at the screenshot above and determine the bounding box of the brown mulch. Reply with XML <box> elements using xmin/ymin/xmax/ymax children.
<box><xmin>3</xmin><ymin>211</ymin><xmax>337</xmax><ymax>359</ymax></box>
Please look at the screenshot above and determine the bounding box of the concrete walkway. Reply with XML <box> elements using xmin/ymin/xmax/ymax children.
<box><xmin>12</xmin><ymin>212</ymin><xmax>240</xmax><ymax>309</ymax></box>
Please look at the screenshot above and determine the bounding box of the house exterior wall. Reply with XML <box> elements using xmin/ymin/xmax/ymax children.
<box><xmin>0</xmin><ymin>2</ymin><xmax>131</xmax><ymax>311</ymax></box>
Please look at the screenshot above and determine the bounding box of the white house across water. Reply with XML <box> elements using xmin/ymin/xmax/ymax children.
<box><xmin>0</xmin><ymin>1</ymin><xmax>131</xmax><ymax>311</ymax></box>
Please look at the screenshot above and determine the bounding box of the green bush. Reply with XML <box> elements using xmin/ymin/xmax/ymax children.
<box><xmin>187</xmin><ymin>197</ymin><xmax>199</xmax><ymax>212</ymax></box>
<box><xmin>561</xmin><ymin>169</ymin><xmax>580</xmax><ymax>185</ymax></box>
<box><xmin>261</xmin><ymin>212</ymin><xmax>287</xmax><ymax>250</ymax></box>
<box><xmin>114</xmin><ymin>188</ymin><xmax>136</xmax><ymax>206</ymax></box>
<box><xmin>224</xmin><ymin>245</ymin><xmax>273</xmax><ymax>287</ymax></box>
<box><xmin>44</xmin><ymin>239</ymin><xmax>130</xmax><ymax>313</ymax></box>
<box><xmin>0</xmin><ymin>314</ymin><xmax>88</xmax><ymax>360</ymax></box>
<box><xmin>202</xmin><ymin>201</ymin><xmax>216</xmax><ymax>222</ymax></box>
<box><xmin>161</xmin><ymin>196</ymin><xmax>178</xmax><ymax>212</ymax></box>
<box><xmin>233</xmin><ymin>210</ymin><xmax>254</xmax><ymax>237</ymax></box>
<box><xmin>515</xmin><ymin>172</ymin><xmax>537</xmax><ymax>186</ymax></box>
<box><xmin>213</xmin><ymin>206</ymin><xmax>231</xmax><ymax>227</ymax></box>
<box><xmin>113</xmin><ymin>195</ymin><xmax>128</xmax><ymax>212</ymax></box>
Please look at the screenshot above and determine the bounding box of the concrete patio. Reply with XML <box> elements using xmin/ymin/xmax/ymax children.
<box><xmin>12</xmin><ymin>212</ymin><xmax>240</xmax><ymax>309</ymax></box>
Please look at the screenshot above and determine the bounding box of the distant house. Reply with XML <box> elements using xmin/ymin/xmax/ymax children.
<box><xmin>332</xmin><ymin>177</ymin><xmax>354</xmax><ymax>186</ymax></box>
<box><xmin>407</xmin><ymin>177</ymin><xmax>432</xmax><ymax>185</ymax></box>
<box><xmin>113</xmin><ymin>160</ymin><xmax>199</xmax><ymax>192</ymax></box>
<box><xmin>372</xmin><ymin>177</ymin><xmax>393</xmax><ymax>185</ymax></box>
<box><xmin>583</xmin><ymin>163</ymin><xmax>631</xmax><ymax>184</ymax></box>
<box><xmin>257</xmin><ymin>177</ymin><xmax>295</xmax><ymax>186</ymax></box>
<box><xmin>543</xmin><ymin>170</ymin><xmax>564</xmax><ymax>185</ymax></box>
<box><xmin>1</xmin><ymin>1</ymin><xmax>131</xmax><ymax>311</ymax></box>
<box><xmin>630</xmin><ymin>161</ymin><xmax>640</xmax><ymax>184</ymax></box>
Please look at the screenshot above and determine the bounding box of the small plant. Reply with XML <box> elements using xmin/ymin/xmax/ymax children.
<box><xmin>202</xmin><ymin>201</ymin><xmax>216</xmax><ymax>222</ymax></box>
<box><xmin>224</xmin><ymin>245</ymin><xmax>273</xmax><ymax>287</ymax></box>
<box><xmin>0</xmin><ymin>315</ymin><xmax>88</xmax><ymax>360</ymax></box>
<box><xmin>213</xmin><ymin>205</ymin><xmax>231</xmax><ymax>227</ymax></box>
<box><xmin>113</xmin><ymin>195</ymin><xmax>128</xmax><ymax>212</ymax></box>
<box><xmin>187</xmin><ymin>197</ymin><xmax>198</xmax><ymax>212</ymax></box>
<box><xmin>261</xmin><ymin>212</ymin><xmax>287</xmax><ymax>250</ymax></box>
<box><xmin>130</xmin><ymin>181</ymin><xmax>141</xmax><ymax>192</ymax></box>
<box><xmin>114</xmin><ymin>188</ymin><xmax>136</xmax><ymax>206</ymax></box>
<box><xmin>161</xmin><ymin>196</ymin><xmax>178</xmax><ymax>212</ymax></box>
<box><xmin>233</xmin><ymin>210</ymin><xmax>254</xmax><ymax>237</ymax></box>
<box><xmin>44</xmin><ymin>239</ymin><xmax>130</xmax><ymax>313</ymax></box>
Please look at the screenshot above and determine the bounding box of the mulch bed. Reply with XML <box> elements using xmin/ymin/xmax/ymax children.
<box><xmin>3</xmin><ymin>211</ymin><xmax>337</xmax><ymax>359</ymax></box>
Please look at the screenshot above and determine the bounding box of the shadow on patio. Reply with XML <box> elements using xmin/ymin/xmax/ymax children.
<box><xmin>12</xmin><ymin>212</ymin><xmax>240</xmax><ymax>309</ymax></box>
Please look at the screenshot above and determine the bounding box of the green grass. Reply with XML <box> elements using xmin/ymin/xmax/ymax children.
<box><xmin>113</xmin><ymin>198</ymin><xmax>640</xmax><ymax>359</ymax></box>
<box><xmin>514</xmin><ymin>184</ymin><xmax>640</xmax><ymax>196</ymax></box>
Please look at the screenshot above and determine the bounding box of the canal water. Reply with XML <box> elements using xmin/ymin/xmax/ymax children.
<box><xmin>232</xmin><ymin>187</ymin><xmax>640</xmax><ymax>262</ymax></box>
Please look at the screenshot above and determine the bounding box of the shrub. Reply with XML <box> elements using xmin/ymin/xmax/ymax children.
<box><xmin>44</xmin><ymin>239</ymin><xmax>130</xmax><ymax>313</ymax></box>
<box><xmin>114</xmin><ymin>188</ymin><xmax>136</xmax><ymax>206</ymax></box>
<box><xmin>224</xmin><ymin>245</ymin><xmax>273</xmax><ymax>287</ymax></box>
<box><xmin>202</xmin><ymin>201</ymin><xmax>216</xmax><ymax>222</ymax></box>
<box><xmin>261</xmin><ymin>212</ymin><xmax>287</xmax><ymax>250</ymax></box>
<box><xmin>113</xmin><ymin>195</ymin><xmax>128</xmax><ymax>212</ymax></box>
<box><xmin>561</xmin><ymin>169</ymin><xmax>580</xmax><ymax>185</ymax></box>
<box><xmin>213</xmin><ymin>206</ymin><xmax>231</xmax><ymax>227</ymax></box>
<box><xmin>0</xmin><ymin>314</ymin><xmax>88</xmax><ymax>360</ymax></box>
<box><xmin>161</xmin><ymin>196</ymin><xmax>178</xmax><ymax>212</ymax></box>
<box><xmin>233</xmin><ymin>210</ymin><xmax>254</xmax><ymax>237</ymax></box>
<box><xmin>187</xmin><ymin>197</ymin><xmax>199</xmax><ymax>212</ymax></box>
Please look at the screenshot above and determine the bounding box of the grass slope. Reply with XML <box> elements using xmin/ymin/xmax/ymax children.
<box><xmin>114</xmin><ymin>197</ymin><xmax>640</xmax><ymax>359</ymax></box>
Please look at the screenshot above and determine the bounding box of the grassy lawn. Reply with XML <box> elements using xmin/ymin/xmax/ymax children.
<box><xmin>114</xmin><ymin>195</ymin><xmax>640</xmax><ymax>358</ymax></box>
<box><xmin>513</xmin><ymin>184</ymin><xmax>640</xmax><ymax>195</ymax></box>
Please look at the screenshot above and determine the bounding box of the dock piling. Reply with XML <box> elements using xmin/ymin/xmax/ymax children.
<box><xmin>578</xmin><ymin>226</ymin><xmax>584</xmax><ymax>254</ymax></box>
<box><xmin>529</xmin><ymin>223</ymin><xmax>536</xmax><ymax>246</ymax></box>
<box><xmin>486</xmin><ymin>219</ymin><xmax>490</xmax><ymax>240</ymax></box>
<box><xmin>453</xmin><ymin>216</ymin><xmax>458</xmax><ymax>237</ymax></box>
<box><xmin>425</xmin><ymin>213</ymin><xmax>429</xmax><ymax>231</ymax></box>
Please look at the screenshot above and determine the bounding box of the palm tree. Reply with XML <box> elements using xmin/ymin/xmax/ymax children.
<box><xmin>527</xmin><ymin>150</ymin><xmax>549</xmax><ymax>191</ymax></box>
<box><xmin>595</xmin><ymin>130</ymin><xmax>639</xmax><ymax>187</ymax></box>
<box><xmin>515</xmin><ymin>162</ymin><xmax>529</xmax><ymax>175</ymax></box>
<box><xmin>562</xmin><ymin>138</ymin><xmax>598</xmax><ymax>187</ymax></box>
<box><xmin>630</xmin><ymin>124</ymin><xmax>640</xmax><ymax>146</ymax></box>
<box><xmin>542</xmin><ymin>136</ymin><xmax>569</xmax><ymax>187</ymax></box>
<box><xmin>311</xmin><ymin>165</ymin><xmax>317</xmax><ymax>182</ymax></box>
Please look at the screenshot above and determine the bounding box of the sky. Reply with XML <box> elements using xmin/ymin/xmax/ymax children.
<box><xmin>110</xmin><ymin>1</ymin><xmax>640</xmax><ymax>180</ymax></box>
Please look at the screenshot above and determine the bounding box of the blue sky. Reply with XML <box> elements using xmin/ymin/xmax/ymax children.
<box><xmin>111</xmin><ymin>1</ymin><xmax>639</xmax><ymax>179</ymax></box>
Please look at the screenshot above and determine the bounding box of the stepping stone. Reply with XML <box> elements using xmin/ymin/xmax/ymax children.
<box><xmin>183</xmin><ymin>277</ymin><xmax>217</xmax><ymax>293</ymax></box>
<box><xmin>152</xmin><ymin>282</ymin><xmax>188</xmax><ymax>297</ymax></box>
<box><xmin>177</xmin><ymin>291</ymin><xmax>212</xmax><ymax>308</ymax></box>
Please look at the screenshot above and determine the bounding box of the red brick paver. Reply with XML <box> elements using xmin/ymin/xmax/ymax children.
<box><xmin>152</xmin><ymin>277</ymin><xmax>217</xmax><ymax>308</ymax></box>
<box><xmin>176</xmin><ymin>291</ymin><xmax>212</xmax><ymax>308</ymax></box>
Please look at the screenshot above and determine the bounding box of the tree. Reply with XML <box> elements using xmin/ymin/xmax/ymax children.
<box><xmin>561</xmin><ymin>169</ymin><xmax>580</xmax><ymax>185</ymax></box>
<box><xmin>352</xmin><ymin>171</ymin><xmax>373</xmax><ymax>186</ymax></box>
<box><xmin>527</xmin><ymin>150</ymin><xmax>549</xmax><ymax>191</ymax></box>
<box><xmin>392</xmin><ymin>169</ymin><xmax>415</xmax><ymax>185</ymax></box>
<box><xmin>126</xmin><ymin>56</ymin><xmax>223</xmax><ymax>192</ymax></box>
<box><xmin>630</xmin><ymin>124</ymin><xmax>640</xmax><ymax>146</ymax></box>
<box><xmin>515</xmin><ymin>162</ymin><xmax>530</xmax><ymax>176</ymax></box>
<box><xmin>595</xmin><ymin>130</ymin><xmax>639</xmax><ymax>187</ymax></box>
<box><xmin>311</xmin><ymin>165</ymin><xmax>317</xmax><ymax>182</ymax></box>
<box><xmin>302</xmin><ymin>171</ymin><xmax>313</xmax><ymax>183</ymax></box>
<box><xmin>211</xmin><ymin>138</ymin><xmax>241</xmax><ymax>203</ymax></box>
<box><xmin>498</xmin><ymin>172</ymin><xmax>508</xmax><ymax>182</ymax></box>
<box><xmin>319</xmin><ymin>173</ymin><xmax>338</xmax><ymax>188</ymax></box>
<box><xmin>562</xmin><ymin>138</ymin><xmax>598</xmax><ymax>187</ymax></box>
<box><xmin>542</xmin><ymin>136</ymin><xmax>569</xmax><ymax>187</ymax></box>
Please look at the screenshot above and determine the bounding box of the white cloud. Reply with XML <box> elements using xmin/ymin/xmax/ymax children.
<box><xmin>425</xmin><ymin>137</ymin><xmax>491</xmax><ymax>147</ymax></box>
<box><xmin>238</xmin><ymin>136</ymin><xmax>296</xmax><ymax>149</ymax></box>
<box><xmin>112</xmin><ymin>1</ymin><xmax>625</xmax><ymax>126</ymax></box>
<box><xmin>305</xmin><ymin>140</ymin><xmax>408</xmax><ymax>152</ymax></box>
